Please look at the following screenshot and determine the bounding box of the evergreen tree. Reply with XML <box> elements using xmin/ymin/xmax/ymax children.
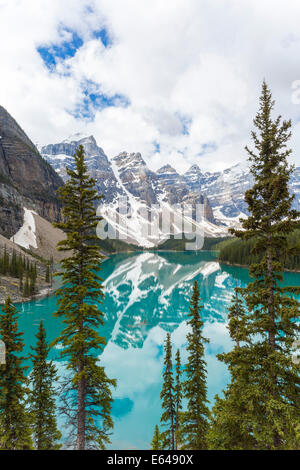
<box><xmin>207</xmin><ymin>385</ymin><xmax>256</xmax><ymax>450</ymax></box>
<box><xmin>0</xmin><ymin>298</ymin><xmax>32</xmax><ymax>449</ymax></box>
<box><xmin>17</xmin><ymin>253</ymin><xmax>23</xmax><ymax>277</ymax></box>
<box><xmin>19</xmin><ymin>270</ymin><xmax>23</xmax><ymax>292</ymax></box>
<box><xmin>29</xmin><ymin>276</ymin><xmax>36</xmax><ymax>296</ymax></box>
<box><xmin>3</xmin><ymin>248</ymin><xmax>9</xmax><ymax>275</ymax></box>
<box><xmin>181</xmin><ymin>280</ymin><xmax>210</xmax><ymax>450</ymax></box>
<box><xmin>150</xmin><ymin>424</ymin><xmax>164</xmax><ymax>450</ymax></box>
<box><xmin>207</xmin><ymin>290</ymin><xmax>255</xmax><ymax>450</ymax></box>
<box><xmin>174</xmin><ymin>349</ymin><xmax>183</xmax><ymax>450</ymax></box>
<box><xmin>160</xmin><ymin>333</ymin><xmax>175</xmax><ymax>450</ymax></box>
<box><xmin>50</xmin><ymin>257</ymin><xmax>54</xmax><ymax>286</ymax></box>
<box><xmin>227</xmin><ymin>288</ymin><xmax>247</xmax><ymax>349</ymax></box>
<box><xmin>29</xmin><ymin>321</ymin><xmax>61</xmax><ymax>450</ymax></box>
<box><xmin>45</xmin><ymin>265</ymin><xmax>50</xmax><ymax>283</ymax></box>
<box><xmin>23</xmin><ymin>275</ymin><xmax>30</xmax><ymax>298</ymax></box>
<box><xmin>216</xmin><ymin>81</ymin><xmax>300</xmax><ymax>449</ymax></box>
<box><xmin>11</xmin><ymin>250</ymin><xmax>17</xmax><ymax>277</ymax></box>
<box><xmin>0</xmin><ymin>250</ymin><xmax>35</xmax><ymax>282</ymax></box>
<box><xmin>53</xmin><ymin>145</ymin><xmax>116</xmax><ymax>450</ymax></box>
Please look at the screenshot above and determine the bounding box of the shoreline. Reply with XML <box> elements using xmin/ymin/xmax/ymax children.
<box><xmin>219</xmin><ymin>259</ymin><xmax>300</xmax><ymax>274</ymax></box>
<box><xmin>0</xmin><ymin>283</ymin><xmax>57</xmax><ymax>306</ymax></box>
<box><xmin>2</xmin><ymin>251</ymin><xmax>299</xmax><ymax>306</ymax></box>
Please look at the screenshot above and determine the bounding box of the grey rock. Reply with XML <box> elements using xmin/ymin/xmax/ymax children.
<box><xmin>0</xmin><ymin>106</ymin><xmax>63</xmax><ymax>238</ymax></box>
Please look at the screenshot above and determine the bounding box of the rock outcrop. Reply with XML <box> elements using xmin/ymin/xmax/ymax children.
<box><xmin>0</xmin><ymin>106</ymin><xmax>63</xmax><ymax>238</ymax></box>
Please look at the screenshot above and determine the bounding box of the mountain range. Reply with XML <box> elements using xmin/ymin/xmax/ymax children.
<box><xmin>41</xmin><ymin>135</ymin><xmax>225</xmax><ymax>247</ymax></box>
<box><xmin>41</xmin><ymin>134</ymin><xmax>300</xmax><ymax>247</ymax></box>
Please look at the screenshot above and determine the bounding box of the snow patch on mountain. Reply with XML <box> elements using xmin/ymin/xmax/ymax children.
<box><xmin>41</xmin><ymin>134</ymin><xmax>300</xmax><ymax>246</ymax></box>
<box><xmin>10</xmin><ymin>208</ymin><xmax>37</xmax><ymax>249</ymax></box>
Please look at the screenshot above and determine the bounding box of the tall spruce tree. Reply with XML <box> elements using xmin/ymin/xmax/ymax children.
<box><xmin>53</xmin><ymin>145</ymin><xmax>116</xmax><ymax>450</ymax></box>
<box><xmin>181</xmin><ymin>280</ymin><xmax>210</xmax><ymax>450</ymax></box>
<box><xmin>160</xmin><ymin>333</ymin><xmax>175</xmax><ymax>450</ymax></box>
<box><xmin>214</xmin><ymin>81</ymin><xmax>300</xmax><ymax>450</ymax></box>
<box><xmin>150</xmin><ymin>424</ymin><xmax>164</xmax><ymax>450</ymax></box>
<box><xmin>227</xmin><ymin>288</ymin><xmax>247</xmax><ymax>349</ymax></box>
<box><xmin>207</xmin><ymin>290</ymin><xmax>256</xmax><ymax>450</ymax></box>
<box><xmin>174</xmin><ymin>349</ymin><xmax>183</xmax><ymax>450</ymax></box>
<box><xmin>45</xmin><ymin>265</ymin><xmax>50</xmax><ymax>283</ymax></box>
<box><xmin>0</xmin><ymin>298</ymin><xmax>32</xmax><ymax>449</ymax></box>
<box><xmin>29</xmin><ymin>321</ymin><xmax>61</xmax><ymax>450</ymax></box>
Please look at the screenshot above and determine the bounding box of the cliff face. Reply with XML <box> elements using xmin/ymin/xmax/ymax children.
<box><xmin>0</xmin><ymin>106</ymin><xmax>63</xmax><ymax>237</ymax></box>
<box><xmin>42</xmin><ymin>134</ymin><xmax>121</xmax><ymax>204</ymax></box>
<box><xmin>183</xmin><ymin>162</ymin><xmax>300</xmax><ymax>226</ymax></box>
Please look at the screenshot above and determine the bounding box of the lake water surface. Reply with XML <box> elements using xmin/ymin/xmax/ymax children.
<box><xmin>16</xmin><ymin>251</ymin><xmax>300</xmax><ymax>449</ymax></box>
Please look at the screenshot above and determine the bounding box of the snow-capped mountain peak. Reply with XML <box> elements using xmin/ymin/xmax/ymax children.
<box><xmin>62</xmin><ymin>132</ymin><xmax>92</xmax><ymax>144</ymax></box>
<box><xmin>40</xmin><ymin>134</ymin><xmax>300</xmax><ymax>244</ymax></box>
<box><xmin>157</xmin><ymin>164</ymin><xmax>178</xmax><ymax>175</ymax></box>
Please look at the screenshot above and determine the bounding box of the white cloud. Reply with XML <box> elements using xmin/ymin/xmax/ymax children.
<box><xmin>0</xmin><ymin>0</ymin><xmax>300</xmax><ymax>171</ymax></box>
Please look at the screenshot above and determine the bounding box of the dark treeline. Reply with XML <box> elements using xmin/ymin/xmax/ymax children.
<box><xmin>0</xmin><ymin>248</ymin><xmax>38</xmax><ymax>296</ymax></box>
<box><xmin>0</xmin><ymin>249</ymin><xmax>54</xmax><ymax>297</ymax></box>
<box><xmin>151</xmin><ymin>235</ymin><xmax>229</xmax><ymax>252</ymax></box>
<box><xmin>218</xmin><ymin>229</ymin><xmax>300</xmax><ymax>271</ymax></box>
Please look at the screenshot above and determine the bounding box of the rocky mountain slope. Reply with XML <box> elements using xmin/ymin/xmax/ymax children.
<box><xmin>0</xmin><ymin>207</ymin><xmax>68</xmax><ymax>303</ymax></box>
<box><xmin>10</xmin><ymin>207</ymin><xmax>67</xmax><ymax>263</ymax></box>
<box><xmin>0</xmin><ymin>106</ymin><xmax>63</xmax><ymax>238</ymax></box>
<box><xmin>41</xmin><ymin>134</ymin><xmax>300</xmax><ymax>245</ymax></box>
<box><xmin>41</xmin><ymin>136</ymin><xmax>226</xmax><ymax>247</ymax></box>
<box><xmin>0</xmin><ymin>224</ymin><xmax>57</xmax><ymax>304</ymax></box>
<box><xmin>183</xmin><ymin>162</ymin><xmax>300</xmax><ymax>226</ymax></box>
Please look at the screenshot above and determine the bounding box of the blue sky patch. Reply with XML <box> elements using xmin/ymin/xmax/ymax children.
<box><xmin>38</xmin><ymin>26</ymin><xmax>123</xmax><ymax>121</ymax></box>
<box><xmin>37</xmin><ymin>28</ymin><xmax>83</xmax><ymax>70</ymax></box>
<box><xmin>70</xmin><ymin>80</ymin><xmax>130</xmax><ymax>120</ymax></box>
<box><xmin>153</xmin><ymin>142</ymin><xmax>161</xmax><ymax>153</ymax></box>
<box><xmin>94</xmin><ymin>28</ymin><xmax>111</xmax><ymax>47</ymax></box>
<box><xmin>176</xmin><ymin>113</ymin><xmax>192</xmax><ymax>135</ymax></box>
<box><xmin>198</xmin><ymin>142</ymin><xmax>218</xmax><ymax>155</ymax></box>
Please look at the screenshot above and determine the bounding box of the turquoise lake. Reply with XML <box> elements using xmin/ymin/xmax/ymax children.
<box><xmin>15</xmin><ymin>251</ymin><xmax>300</xmax><ymax>450</ymax></box>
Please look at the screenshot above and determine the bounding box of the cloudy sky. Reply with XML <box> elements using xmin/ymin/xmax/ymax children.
<box><xmin>1</xmin><ymin>0</ymin><xmax>300</xmax><ymax>172</ymax></box>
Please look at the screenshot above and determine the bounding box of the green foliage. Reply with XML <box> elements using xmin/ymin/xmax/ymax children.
<box><xmin>94</xmin><ymin>237</ymin><xmax>140</xmax><ymax>254</ymax></box>
<box><xmin>208</xmin><ymin>386</ymin><xmax>257</xmax><ymax>450</ymax></box>
<box><xmin>153</xmin><ymin>236</ymin><xmax>229</xmax><ymax>252</ymax></box>
<box><xmin>213</xmin><ymin>82</ymin><xmax>300</xmax><ymax>450</ymax></box>
<box><xmin>28</xmin><ymin>321</ymin><xmax>61</xmax><ymax>450</ymax></box>
<box><xmin>0</xmin><ymin>298</ymin><xmax>33</xmax><ymax>449</ymax></box>
<box><xmin>174</xmin><ymin>349</ymin><xmax>183</xmax><ymax>450</ymax></box>
<box><xmin>150</xmin><ymin>424</ymin><xmax>164</xmax><ymax>450</ymax></box>
<box><xmin>0</xmin><ymin>248</ymin><xmax>39</xmax><ymax>296</ymax></box>
<box><xmin>160</xmin><ymin>333</ymin><xmax>175</xmax><ymax>450</ymax></box>
<box><xmin>45</xmin><ymin>265</ymin><xmax>50</xmax><ymax>284</ymax></box>
<box><xmin>181</xmin><ymin>280</ymin><xmax>210</xmax><ymax>450</ymax></box>
<box><xmin>53</xmin><ymin>145</ymin><xmax>116</xmax><ymax>450</ymax></box>
<box><xmin>218</xmin><ymin>230</ymin><xmax>300</xmax><ymax>271</ymax></box>
<box><xmin>208</xmin><ymin>291</ymin><xmax>257</xmax><ymax>449</ymax></box>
